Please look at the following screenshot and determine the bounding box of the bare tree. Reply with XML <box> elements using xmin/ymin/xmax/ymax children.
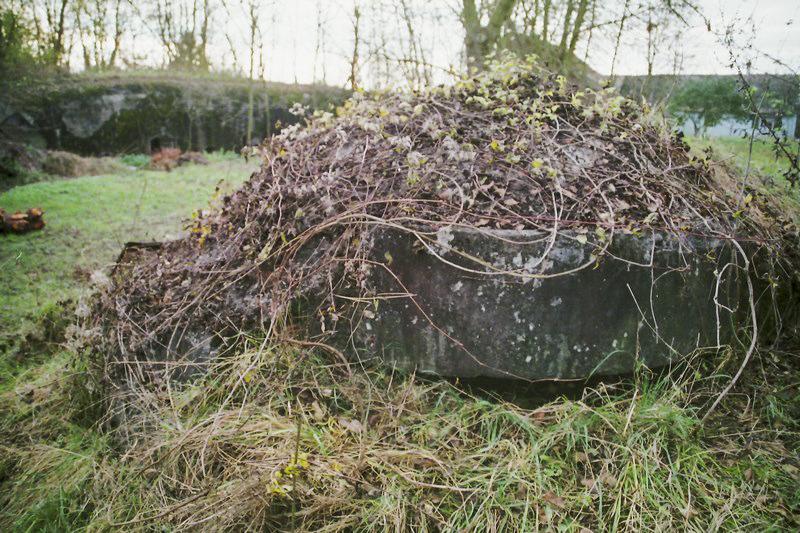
<box><xmin>74</xmin><ymin>0</ymin><xmax>126</xmax><ymax>69</ymax></box>
<box><xmin>541</xmin><ymin>0</ymin><xmax>551</xmax><ymax>42</ymax></box>
<box><xmin>347</xmin><ymin>1</ymin><xmax>361</xmax><ymax>90</ymax></box>
<box><xmin>24</xmin><ymin>0</ymin><xmax>71</xmax><ymax>65</ymax></box>
<box><xmin>312</xmin><ymin>0</ymin><xmax>327</xmax><ymax>84</ymax></box>
<box><xmin>566</xmin><ymin>0</ymin><xmax>589</xmax><ymax>55</ymax></box>
<box><xmin>637</xmin><ymin>0</ymin><xmax>693</xmax><ymax>77</ymax></box>
<box><xmin>219</xmin><ymin>0</ymin><xmax>242</xmax><ymax>73</ymax></box>
<box><xmin>147</xmin><ymin>0</ymin><xmax>212</xmax><ymax>71</ymax></box>
<box><xmin>398</xmin><ymin>0</ymin><xmax>429</xmax><ymax>88</ymax></box>
<box><xmin>481</xmin><ymin>0</ymin><xmax>598</xmax><ymax>73</ymax></box>
<box><xmin>582</xmin><ymin>0</ymin><xmax>595</xmax><ymax>62</ymax></box>
<box><xmin>557</xmin><ymin>0</ymin><xmax>574</xmax><ymax>52</ymax></box>
<box><xmin>357</xmin><ymin>1</ymin><xmax>445</xmax><ymax>90</ymax></box>
<box><xmin>364</xmin><ymin>2</ymin><xmax>386</xmax><ymax>88</ymax></box>
<box><xmin>608</xmin><ymin>0</ymin><xmax>630</xmax><ymax>77</ymax></box>
<box><xmin>462</xmin><ymin>0</ymin><xmax>519</xmax><ymax>71</ymax></box>
<box><xmin>245</xmin><ymin>0</ymin><xmax>262</xmax><ymax>145</ymax></box>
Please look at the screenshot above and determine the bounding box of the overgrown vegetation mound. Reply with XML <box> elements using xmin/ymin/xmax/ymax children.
<box><xmin>87</xmin><ymin>55</ymin><xmax>787</xmax><ymax>401</ymax></box>
<box><xmin>4</xmin><ymin>57</ymin><xmax>799</xmax><ymax>532</ymax></box>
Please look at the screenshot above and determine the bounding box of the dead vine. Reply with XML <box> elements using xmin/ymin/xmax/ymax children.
<box><xmin>82</xmin><ymin>54</ymin><xmax>795</xmax><ymax>429</ymax></box>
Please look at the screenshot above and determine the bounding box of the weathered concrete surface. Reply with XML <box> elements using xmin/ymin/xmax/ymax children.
<box><xmin>355</xmin><ymin>227</ymin><xmax>741</xmax><ymax>379</ymax></box>
<box><xmin>109</xmin><ymin>227</ymin><xmax>756</xmax><ymax>382</ymax></box>
<box><xmin>2</xmin><ymin>76</ymin><xmax>347</xmax><ymax>156</ymax></box>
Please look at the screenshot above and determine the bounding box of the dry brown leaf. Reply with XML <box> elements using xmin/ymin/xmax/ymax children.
<box><xmin>534</xmin><ymin>504</ymin><xmax>549</xmax><ymax>524</ymax></box>
<box><xmin>782</xmin><ymin>463</ymin><xmax>800</xmax><ymax>479</ymax></box>
<box><xmin>680</xmin><ymin>505</ymin><xmax>700</xmax><ymax>519</ymax></box>
<box><xmin>311</xmin><ymin>401</ymin><xmax>326</xmax><ymax>420</ymax></box>
<box><xmin>542</xmin><ymin>490</ymin><xmax>566</xmax><ymax>509</ymax></box>
<box><xmin>367</xmin><ymin>413</ymin><xmax>382</xmax><ymax>427</ymax></box>
<box><xmin>599</xmin><ymin>470</ymin><xmax>618</xmax><ymax>488</ymax></box>
<box><xmin>755</xmin><ymin>493</ymin><xmax>769</xmax><ymax>507</ymax></box>
<box><xmin>338</xmin><ymin>418</ymin><xmax>363</xmax><ymax>433</ymax></box>
<box><xmin>580</xmin><ymin>478</ymin><xmax>598</xmax><ymax>492</ymax></box>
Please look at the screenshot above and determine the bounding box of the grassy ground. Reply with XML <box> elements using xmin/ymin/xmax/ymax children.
<box><xmin>686</xmin><ymin>136</ymin><xmax>800</xmax><ymax>216</ymax></box>
<box><xmin>0</xmin><ymin>152</ymin><xmax>253</xmax><ymax>339</ymax></box>
<box><xmin>687</xmin><ymin>136</ymin><xmax>798</xmax><ymax>186</ymax></box>
<box><xmin>0</xmin><ymin>141</ymin><xmax>799</xmax><ymax>531</ymax></box>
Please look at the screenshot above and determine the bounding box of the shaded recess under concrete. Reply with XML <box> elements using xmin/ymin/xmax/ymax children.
<box><xmin>353</xmin><ymin>227</ymin><xmax>742</xmax><ymax>379</ymax></box>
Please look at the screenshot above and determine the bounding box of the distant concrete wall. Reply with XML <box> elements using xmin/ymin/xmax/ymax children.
<box><xmin>0</xmin><ymin>75</ymin><xmax>347</xmax><ymax>156</ymax></box>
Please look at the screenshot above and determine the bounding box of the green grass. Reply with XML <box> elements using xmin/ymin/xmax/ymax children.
<box><xmin>0</xmin><ymin>154</ymin><xmax>253</xmax><ymax>530</ymax></box>
<box><xmin>118</xmin><ymin>153</ymin><xmax>151</xmax><ymax>168</ymax></box>
<box><xmin>686</xmin><ymin>136</ymin><xmax>798</xmax><ymax>184</ymax></box>
<box><xmin>686</xmin><ymin>136</ymin><xmax>800</xmax><ymax>209</ymax></box>
<box><xmin>0</xmin><ymin>153</ymin><xmax>254</xmax><ymax>338</ymax></box>
<box><xmin>0</xmin><ymin>351</ymin><xmax>113</xmax><ymax>531</ymax></box>
<box><xmin>0</xmin><ymin>146</ymin><xmax>799</xmax><ymax>531</ymax></box>
<box><xmin>3</xmin><ymin>341</ymin><xmax>797</xmax><ymax>531</ymax></box>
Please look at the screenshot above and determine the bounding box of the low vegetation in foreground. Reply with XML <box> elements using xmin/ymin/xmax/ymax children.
<box><xmin>0</xmin><ymin>143</ymin><xmax>799</xmax><ymax>531</ymax></box>
<box><xmin>0</xmin><ymin>152</ymin><xmax>252</xmax><ymax>340</ymax></box>
<box><xmin>686</xmin><ymin>136</ymin><xmax>800</xmax><ymax>217</ymax></box>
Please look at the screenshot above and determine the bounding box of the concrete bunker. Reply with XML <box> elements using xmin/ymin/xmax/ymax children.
<box><xmin>88</xmin><ymin>57</ymin><xmax>794</xmax><ymax>393</ymax></box>
<box><xmin>355</xmin><ymin>227</ymin><xmax>744</xmax><ymax>379</ymax></box>
<box><xmin>108</xmin><ymin>224</ymin><xmax>758</xmax><ymax>382</ymax></box>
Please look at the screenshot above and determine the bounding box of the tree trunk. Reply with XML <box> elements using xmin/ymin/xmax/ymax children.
<box><xmin>313</xmin><ymin>0</ymin><xmax>324</xmax><ymax>83</ymax></box>
<box><xmin>646</xmin><ymin>6</ymin><xmax>656</xmax><ymax>77</ymax></box>
<box><xmin>55</xmin><ymin>0</ymin><xmax>69</xmax><ymax>63</ymax></box>
<box><xmin>200</xmin><ymin>0</ymin><xmax>210</xmax><ymax>70</ymax></box>
<box><xmin>690</xmin><ymin>115</ymin><xmax>700</xmax><ymax>136</ymax></box>
<box><xmin>108</xmin><ymin>0</ymin><xmax>123</xmax><ymax>67</ymax></box>
<box><xmin>568</xmin><ymin>0</ymin><xmax>589</xmax><ymax>54</ymax></box>
<box><xmin>348</xmin><ymin>3</ymin><xmax>361</xmax><ymax>90</ymax></box>
<box><xmin>260</xmin><ymin>48</ymin><xmax>271</xmax><ymax>140</ymax></box>
<box><xmin>462</xmin><ymin>0</ymin><xmax>482</xmax><ymax>68</ymax></box>
<box><xmin>246</xmin><ymin>2</ymin><xmax>257</xmax><ymax>146</ymax></box>
<box><xmin>462</xmin><ymin>0</ymin><xmax>518</xmax><ymax>71</ymax></box>
<box><xmin>609</xmin><ymin>0</ymin><xmax>630</xmax><ymax>77</ymax></box>
<box><xmin>558</xmin><ymin>0</ymin><xmax>575</xmax><ymax>53</ymax></box>
<box><xmin>541</xmin><ymin>0</ymin><xmax>551</xmax><ymax>42</ymax></box>
<box><xmin>583</xmin><ymin>0</ymin><xmax>596</xmax><ymax>61</ymax></box>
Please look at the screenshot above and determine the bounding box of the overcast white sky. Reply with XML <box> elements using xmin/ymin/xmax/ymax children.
<box><xmin>119</xmin><ymin>0</ymin><xmax>798</xmax><ymax>86</ymax></box>
<box><xmin>653</xmin><ymin>0</ymin><xmax>800</xmax><ymax>74</ymax></box>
